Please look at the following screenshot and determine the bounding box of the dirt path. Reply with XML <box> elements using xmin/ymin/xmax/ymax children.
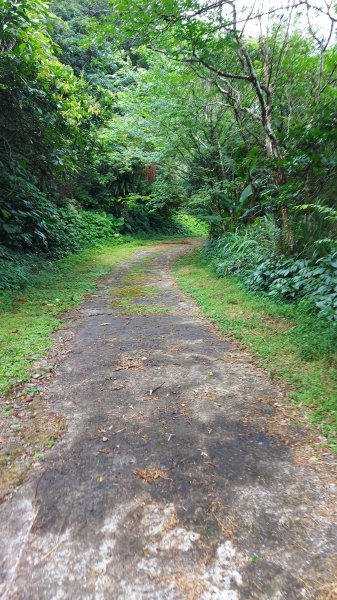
<box><xmin>0</xmin><ymin>243</ymin><xmax>336</xmax><ymax>599</ymax></box>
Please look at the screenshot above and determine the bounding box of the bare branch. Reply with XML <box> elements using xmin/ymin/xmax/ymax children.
<box><xmin>186</xmin><ymin>57</ymin><xmax>253</xmax><ymax>82</ymax></box>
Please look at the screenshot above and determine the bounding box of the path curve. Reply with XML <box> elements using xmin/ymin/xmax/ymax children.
<box><xmin>0</xmin><ymin>243</ymin><xmax>336</xmax><ymax>599</ymax></box>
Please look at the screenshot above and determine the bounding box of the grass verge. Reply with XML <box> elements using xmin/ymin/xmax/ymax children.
<box><xmin>0</xmin><ymin>238</ymin><xmax>163</xmax><ymax>397</ymax></box>
<box><xmin>173</xmin><ymin>250</ymin><xmax>337</xmax><ymax>449</ymax></box>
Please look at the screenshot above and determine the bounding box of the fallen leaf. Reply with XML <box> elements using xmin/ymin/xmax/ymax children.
<box><xmin>133</xmin><ymin>467</ymin><xmax>169</xmax><ymax>484</ymax></box>
<box><xmin>99</xmin><ymin>447</ymin><xmax>114</xmax><ymax>454</ymax></box>
<box><xmin>20</xmin><ymin>396</ymin><xmax>33</xmax><ymax>403</ymax></box>
<box><xmin>98</xmin><ymin>475</ymin><xmax>105</xmax><ymax>482</ymax></box>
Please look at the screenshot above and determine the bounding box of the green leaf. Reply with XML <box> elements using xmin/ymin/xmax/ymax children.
<box><xmin>239</xmin><ymin>184</ymin><xmax>253</xmax><ymax>204</ymax></box>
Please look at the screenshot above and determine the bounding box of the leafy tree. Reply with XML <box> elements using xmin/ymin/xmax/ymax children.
<box><xmin>108</xmin><ymin>0</ymin><xmax>337</xmax><ymax>253</ymax></box>
<box><xmin>0</xmin><ymin>0</ymin><xmax>105</xmax><ymax>250</ymax></box>
<box><xmin>50</xmin><ymin>0</ymin><xmax>122</xmax><ymax>91</ymax></box>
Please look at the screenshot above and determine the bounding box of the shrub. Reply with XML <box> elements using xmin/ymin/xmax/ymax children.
<box><xmin>202</xmin><ymin>220</ymin><xmax>337</xmax><ymax>321</ymax></box>
<box><xmin>0</xmin><ymin>208</ymin><xmax>124</xmax><ymax>291</ymax></box>
<box><xmin>0</xmin><ymin>244</ymin><xmax>54</xmax><ymax>292</ymax></box>
<box><xmin>246</xmin><ymin>254</ymin><xmax>337</xmax><ymax>321</ymax></box>
<box><xmin>201</xmin><ymin>217</ymin><xmax>278</xmax><ymax>276</ymax></box>
<box><xmin>173</xmin><ymin>213</ymin><xmax>209</xmax><ymax>237</ymax></box>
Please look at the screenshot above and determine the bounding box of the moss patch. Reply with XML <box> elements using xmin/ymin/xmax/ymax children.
<box><xmin>121</xmin><ymin>271</ymin><xmax>148</xmax><ymax>286</ymax></box>
<box><xmin>111</xmin><ymin>285</ymin><xmax>157</xmax><ymax>300</ymax></box>
<box><xmin>111</xmin><ymin>286</ymin><xmax>172</xmax><ymax>315</ymax></box>
<box><xmin>112</xmin><ymin>299</ymin><xmax>172</xmax><ymax>315</ymax></box>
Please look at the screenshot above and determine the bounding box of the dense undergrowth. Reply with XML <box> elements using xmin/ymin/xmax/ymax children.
<box><xmin>202</xmin><ymin>220</ymin><xmax>337</xmax><ymax>322</ymax></box>
<box><xmin>0</xmin><ymin>211</ymin><xmax>206</xmax><ymax>292</ymax></box>
<box><xmin>174</xmin><ymin>250</ymin><xmax>337</xmax><ymax>449</ymax></box>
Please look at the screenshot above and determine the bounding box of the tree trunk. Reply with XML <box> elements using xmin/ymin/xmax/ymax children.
<box><xmin>264</xmin><ymin>114</ymin><xmax>294</xmax><ymax>254</ymax></box>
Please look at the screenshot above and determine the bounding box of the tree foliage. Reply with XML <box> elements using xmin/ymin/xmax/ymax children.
<box><xmin>0</xmin><ymin>0</ymin><xmax>108</xmax><ymax>250</ymax></box>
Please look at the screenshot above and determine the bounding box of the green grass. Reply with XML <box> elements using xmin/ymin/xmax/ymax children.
<box><xmin>0</xmin><ymin>238</ymin><xmax>163</xmax><ymax>396</ymax></box>
<box><xmin>111</xmin><ymin>299</ymin><xmax>172</xmax><ymax>315</ymax></box>
<box><xmin>109</xmin><ymin>252</ymin><xmax>173</xmax><ymax>315</ymax></box>
<box><xmin>174</xmin><ymin>250</ymin><xmax>337</xmax><ymax>448</ymax></box>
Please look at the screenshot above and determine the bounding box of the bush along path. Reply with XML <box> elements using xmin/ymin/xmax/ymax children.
<box><xmin>0</xmin><ymin>242</ymin><xmax>336</xmax><ymax>599</ymax></box>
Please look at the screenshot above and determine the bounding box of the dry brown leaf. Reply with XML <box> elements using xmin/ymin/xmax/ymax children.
<box><xmin>20</xmin><ymin>396</ymin><xmax>33</xmax><ymax>403</ymax></box>
<box><xmin>133</xmin><ymin>467</ymin><xmax>168</xmax><ymax>484</ymax></box>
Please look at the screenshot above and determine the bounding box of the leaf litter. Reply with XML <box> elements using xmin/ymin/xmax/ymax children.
<box><xmin>133</xmin><ymin>467</ymin><xmax>169</xmax><ymax>484</ymax></box>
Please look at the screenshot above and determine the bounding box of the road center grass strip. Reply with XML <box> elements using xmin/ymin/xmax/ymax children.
<box><xmin>173</xmin><ymin>250</ymin><xmax>337</xmax><ymax>449</ymax></box>
<box><xmin>0</xmin><ymin>239</ymin><xmax>161</xmax><ymax>397</ymax></box>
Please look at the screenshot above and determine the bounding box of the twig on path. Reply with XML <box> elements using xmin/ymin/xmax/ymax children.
<box><xmin>149</xmin><ymin>382</ymin><xmax>165</xmax><ymax>395</ymax></box>
<box><xmin>115</xmin><ymin>364</ymin><xmax>140</xmax><ymax>371</ymax></box>
<box><xmin>38</xmin><ymin>540</ymin><xmax>63</xmax><ymax>564</ymax></box>
<box><xmin>34</xmin><ymin>470</ymin><xmax>46</xmax><ymax>499</ymax></box>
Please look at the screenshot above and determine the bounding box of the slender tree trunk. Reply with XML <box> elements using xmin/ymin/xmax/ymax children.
<box><xmin>265</xmin><ymin>129</ymin><xmax>294</xmax><ymax>254</ymax></box>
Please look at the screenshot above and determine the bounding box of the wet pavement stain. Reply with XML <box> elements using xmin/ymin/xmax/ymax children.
<box><xmin>0</xmin><ymin>243</ymin><xmax>336</xmax><ymax>599</ymax></box>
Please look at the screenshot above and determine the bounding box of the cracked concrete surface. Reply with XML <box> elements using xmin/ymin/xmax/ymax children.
<box><xmin>0</xmin><ymin>243</ymin><xmax>336</xmax><ymax>599</ymax></box>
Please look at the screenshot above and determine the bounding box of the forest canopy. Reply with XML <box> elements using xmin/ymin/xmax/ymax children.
<box><xmin>0</xmin><ymin>0</ymin><xmax>336</xmax><ymax>317</ymax></box>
